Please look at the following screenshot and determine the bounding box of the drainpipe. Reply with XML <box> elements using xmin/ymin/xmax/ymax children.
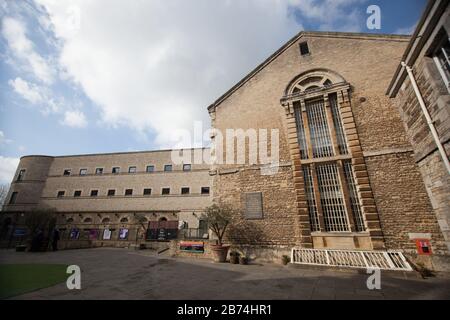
<box><xmin>401</xmin><ymin>62</ymin><xmax>450</xmax><ymax>174</ymax></box>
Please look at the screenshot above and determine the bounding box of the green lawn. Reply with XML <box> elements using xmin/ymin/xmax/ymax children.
<box><xmin>0</xmin><ymin>264</ymin><xmax>68</xmax><ymax>299</ymax></box>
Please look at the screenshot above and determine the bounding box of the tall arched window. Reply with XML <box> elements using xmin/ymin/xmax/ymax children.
<box><xmin>282</xmin><ymin>69</ymin><xmax>366</xmax><ymax>233</ymax></box>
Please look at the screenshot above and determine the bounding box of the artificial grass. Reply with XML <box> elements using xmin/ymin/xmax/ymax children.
<box><xmin>0</xmin><ymin>264</ymin><xmax>68</xmax><ymax>299</ymax></box>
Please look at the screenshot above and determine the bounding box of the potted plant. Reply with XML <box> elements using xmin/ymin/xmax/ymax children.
<box><xmin>282</xmin><ymin>255</ymin><xmax>291</xmax><ymax>265</ymax></box>
<box><xmin>230</xmin><ymin>251</ymin><xmax>240</xmax><ymax>264</ymax></box>
<box><xmin>202</xmin><ymin>203</ymin><xmax>234</xmax><ymax>263</ymax></box>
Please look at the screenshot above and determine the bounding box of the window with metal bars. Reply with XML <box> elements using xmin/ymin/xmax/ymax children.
<box><xmin>329</xmin><ymin>93</ymin><xmax>348</xmax><ymax>155</ymax></box>
<box><xmin>294</xmin><ymin>101</ymin><xmax>309</xmax><ymax>159</ymax></box>
<box><xmin>432</xmin><ymin>33</ymin><xmax>450</xmax><ymax>92</ymax></box>
<box><xmin>303</xmin><ymin>165</ymin><xmax>320</xmax><ymax>231</ymax></box>
<box><xmin>316</xmin><ymin>163</ymin><xmax>350</xmax><ymax>232</ymax></box>
<box><xmin>305</xmin><ymin>99</ymin><xmax>334</xmax><ymax>158</ymax></box>
<box><xmin>343</xmin><ymin>161</ymin><xmax>365</xmax><ymax>232</ymax></box>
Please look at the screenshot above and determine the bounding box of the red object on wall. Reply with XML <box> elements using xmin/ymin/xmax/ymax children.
<box><xmin>415</xmin><ymin>239</ymin><xmax>432</xmax><ymax>255</ymax></box>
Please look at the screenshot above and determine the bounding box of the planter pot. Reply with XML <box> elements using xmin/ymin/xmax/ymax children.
<box><xmin>239</xmin><ymin>256</ymin><xmax>248</xmax><ymax>265</ymax></box>
<box><xmin>210</xmin><ymin>245</ymin><xmax>230</xmax><ymax>263</ymax></box>
<box><xmin>230</xmin><ymin>254</ymin><xmax>240</xmax><ymax>264</ymax></box>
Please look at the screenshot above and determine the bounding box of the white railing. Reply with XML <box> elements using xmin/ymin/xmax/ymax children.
<box><xmin>291</xmin><ymin>248</ymin><xmax>413</xmax><ymax>271</ymax></box>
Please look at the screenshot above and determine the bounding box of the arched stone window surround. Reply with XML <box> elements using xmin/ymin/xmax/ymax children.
<box><xmin>281</xmin><ymin>68</ymin><xmax>383</xmax><ymax>250</ymax></box>
<box><xmin>284</xmin><ymin>68</ymin><xmax>347</xmax><ymax>96</ymax></box>
<box><xmin>83</xmin><ymin>217</ymin><xmax>93</xmax><ymax>223</ymax></box>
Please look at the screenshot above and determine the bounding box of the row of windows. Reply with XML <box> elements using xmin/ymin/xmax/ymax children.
<box><xmin>14</xmin><ymin>164</ymin><xmax>194</xmax><ymax>181</ymax></box>
<box><xmin>55</xmin><ymin>187</ymin><xmax>210</xmax><ymax>198</ymax></box>
<box><xmin>63</xmin><ymin>164</ymin><xmax>192</xmax><ymax>177</ymax></box>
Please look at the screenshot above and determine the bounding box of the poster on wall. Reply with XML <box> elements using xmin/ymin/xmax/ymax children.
<box><xmin>89</xmin><ymin>229</ymin><xmax>99</xmax><ymax>240</ymax></box>
<box><xmin>69</xmin><ymin>228</ymin><xmax>79</xmax><ymax>240</ymax></box>
<box><xmin>103</xmin><ymin>228</ymin><xmax>112</xmax><ymax>240</ymax></box>
<box><xmin>119</xmin><ymin>228</ymin><xmax>129</xmax><ymax>240</ymax></box>
<box><xmin>180</xmin><ymin>241</ymin><xmax>204</xmax><ymax>253</ymax></box>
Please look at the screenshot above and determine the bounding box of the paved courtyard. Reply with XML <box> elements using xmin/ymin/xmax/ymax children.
<box><xmin>0</xmin><ymin>248</ymin><xmax>449</xmax><ymax>300</ymax></box>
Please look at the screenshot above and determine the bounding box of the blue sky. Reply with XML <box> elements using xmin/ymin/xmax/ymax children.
<box><xmin>0</xmin><ymin>0</ymin><xmax>426</xmax><ymax>182</ymax></box>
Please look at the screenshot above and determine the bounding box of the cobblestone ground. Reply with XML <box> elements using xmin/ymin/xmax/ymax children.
<box><xmin>1</xmin><ymin>248</ymin><xmax>449</xmax><ymax>300</ymax></box>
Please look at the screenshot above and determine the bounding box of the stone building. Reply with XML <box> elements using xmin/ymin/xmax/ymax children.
<box><xmin>1</xmin><ymin>149</ymin><xmax>212</xmax><ymax>249</ymax></box>
<box><xmin>1</xmin><ymin>3</ymin><xmax>449</xmax><ymax>270</ymax></box>
<box><xmin>387</xmin><ymin>0</ymin><xmax>450</xmax><ymax>253</ymax></box>
<box><xmin>208</xmin><ymin>30</ymin><xmax>449</xmax><ymax>268</ymax></box>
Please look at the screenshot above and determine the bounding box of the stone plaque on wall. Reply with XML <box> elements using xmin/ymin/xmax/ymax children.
<box><xmin>243</xmin><ymin>192</ymin><xmax>263</xmax><ymax>219</ymax></box>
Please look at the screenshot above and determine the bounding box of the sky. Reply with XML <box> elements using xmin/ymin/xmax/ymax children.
<box><xmin>0</xmin><ymin>0</ymin><xmax>427</xmax><ymax>183</ymax></box>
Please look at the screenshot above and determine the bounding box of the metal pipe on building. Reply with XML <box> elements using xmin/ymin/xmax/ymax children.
<box><xmin>401</xmin><ymin>62</ymin><xmax>450</xmax><ymax>175</ymax></box>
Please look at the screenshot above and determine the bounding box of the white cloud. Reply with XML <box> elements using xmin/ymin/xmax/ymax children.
<box><xmin>0</xmin><ymin>131</ymin><xmax>12</xmax><ymax>145</ymax></box>
<box><xmin>8</xmin><ymin>77</ymin><xmax>44</xmax><ymax>104</ymax></box>
<box><xmin>26</xmin><ymin>0</ymin><xmax>370</xmax><ymax>148</ymax></box>
<box><xmin>36</xmin><ymin>0</ymin><xmax>303</xmax><ymax>148</ymax></box>
<box><xmin>1</xmin><ymin>16</ymin><xmax>54</xmax><ymax>84</ymax></box>
<box><xmin>8</xmin><ymin>77</ymin><xmax>59</xmax><ymax>114</ymax></box>
<box><xmin>288</xmin><ymin>0</ymin><xmax>368</xmax><ymax>32</ymax></box>
<box><xmin>60</xmin><ymin>110</ymin><xmax>87</xmax><ymax>128</ymax></box>
<box><xmin>394</xmin><ymin>24</ymin><xmax>416</xmax><ymax>35</ymax></box>
<box><xmin>0</xmin><ymin>156</ymin><xmax>19</xmax><ymax>183</ymax></box>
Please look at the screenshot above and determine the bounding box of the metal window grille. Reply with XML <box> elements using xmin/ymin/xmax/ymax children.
<box><xmin>316</xmin><ymin>163</ymin><xmax>349</xmax><ymax>232</ymax></box>
<box><xmin>306</xmin><ymin>99</ymin><xmax>334</xmax><ymax>158</ymax></box>
<box><xmin>434</xmin><ymin>37</ymin><xmax>450</xmax><ymax>92</ymax></box>
<box><xmin>294</xmin><ymin>101</ymin><xmax>308</xmax><ymax>159</ymax></box>
<box><xmin>343</xmin><ymin>161</ymin><xmax>366</xmax><ymax>232</ymax></box>
<box><xmin>329</xmin><ymin>94</ymin><xmax>348</xmax><ymax>155</ymax></box>
<box><xmin>303</xmin><ymin>165</ymin><xmax>320</xmax><ymax>231</ymax></box>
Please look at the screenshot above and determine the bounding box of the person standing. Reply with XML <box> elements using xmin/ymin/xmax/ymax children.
<box><xmin>51</xmin><ymin>228</ymin><xmax>60</xmax><ymax>251</ymax></box>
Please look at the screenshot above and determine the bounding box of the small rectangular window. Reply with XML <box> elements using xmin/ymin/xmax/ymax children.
<box><xmin>80</xmin><ymin>169</ymin><xmax>88</xmax><ymax>176</ymax></box>
<box><xmin>143</xmin><ymin>188</ymin><xmax>152</xmax><ymax>196</ymax></box>
<box><xmin>57</xmin><ymin>191</ymin><xmax>65</xmax><ymax>198</ymax></box>
<box><xmin>128</xmin><ymin>166</ymin><xmax>137</xmax><ymax>173</ymax></box>
<box><xmin>181</xmin><ymin>187</ymin><xmax>190</xmax><ymax>195</ymax></box>
<box><xmin>17</xmin><ymin>169</ymin><xmax>26</xmax><ymax>181</ymax></box>
<box><xmin>9</xmin><ymin>192</ymin><xmax>18</xmax><ymax>204</ymax></box>
<box><xmin>183</xmin><ymin>164</ymin><xmax>191</xmax><ymax>172</ymax></box>
<box><xmin>107</xmin><ymin>189</ymin><xmax>115</xmax><ymax>197</ymax></box>
<box><xmin>63</xmin><ymin>169</ymin><xmax>71</xmax><ymax>176</ymax></box>
<box><xmin>90</xmin><ymin>190</ymin><xmax>98</xmax><ymax>197</ymax></box>
<box><xmin>95</xmin><ymin>168</ymin><xmax>104</xmax><ymax>175</ymax></box>
<box><xmin>162</xmin><ymin>188</ymin><xmax>170</xmax><ymax>195</ymax></box>
<box><xmin>125</xmin><ymin>189</ymin><xmax>133</xmax><ymax>196</ymax></box>
<box><xmin>146</xmin><ymin>165</ymin><xmax>155</xmax><ymax>173</ymax></box>
<box><xmin>74</xmin><ymin>190</ymin><xmax>82</xmax><ymax>197</ymax></box>
<box><xmin>164</xmin><ymin>165</ymin><xmax>172</xmax><ymax>172</ymax></box>
<box><xmin>112</xmin><ymin>167</ymin><xmax>120</xmax><ymax>174</ymax></box>
<box><xmin>201</xmin><ymin>187</ymin><xmax>210</xmax><ymax>195</ymax></box>
<box><xmin>300</xmin><ymin>41</ymin><xmax>310</xmax><ymax>56</ymax></box>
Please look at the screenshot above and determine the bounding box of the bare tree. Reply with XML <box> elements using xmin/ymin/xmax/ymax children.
<box><xmin>0</xmin><ymin>183</ymin><xmax>10</xmax><ymax>209</ymax></box>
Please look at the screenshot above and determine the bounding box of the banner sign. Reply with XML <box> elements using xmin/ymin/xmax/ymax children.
<box><xmin>69</xmin><ymin>228</ymin><xmax>80</xmax><ymax>240</ymax></box>
<box><xmin>103</xmin><ymin>229</ymin><xmax>112</xmax><ymax>240</ymax></box>
<box><xmin>89</xmin><ymin>229</ymin><xmax>99</xmax><ymax>240</ymax></box>
<box><xmin>119</xmin><ymin>228</ymin><xmax>129</xmax><ymax>240</ymax></box>
<box><xmin>180</xmin><ymin>241</ymin><xmax>204</xmax><ymax>253</ymax></box>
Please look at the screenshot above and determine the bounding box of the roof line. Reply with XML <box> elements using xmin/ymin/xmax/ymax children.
<box><xmin>386</xmin><ymin>0</ymin><xmax>448</xmax><ymax>97</ymax></box>
<box><xmin>20</xmin><ymin>147</ymin><xmax>210</xmax><ymax>160</ymax></box>
<box><xmin>207</xmin><ymin>30</ymin><xmax>410</xmax><ymax>112</ymax></box>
